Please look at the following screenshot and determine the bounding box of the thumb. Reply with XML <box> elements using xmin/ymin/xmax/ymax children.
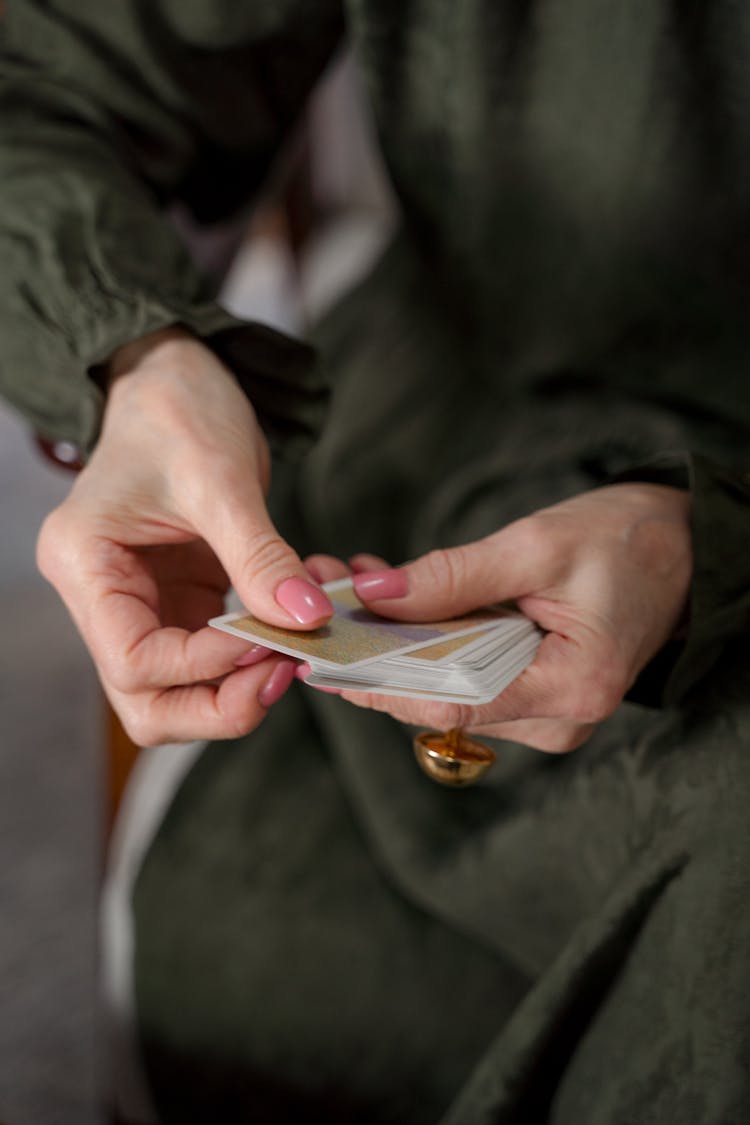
<box><xmin>193</xmin><ymin>475</ymin><xmax>333</xmax><ymax>629</ymax></box>
<box><xmin>352</xmin><ymin>525</ymin><xmax>548</xmax><ymax>621</ymax></box>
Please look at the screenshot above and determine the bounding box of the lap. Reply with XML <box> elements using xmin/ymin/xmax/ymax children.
<box><xmin>132</xmin><ymin>686</ymin><xmax>527</xmax><ymax>1124</ymax></box>
<box><xmin>133</xmin><ymin>646</ymin><xmax>750</xmax><ymax>1123</ymax></box>
<box><xmin>443</xmin><ymin>649</ymin><xmax>750</xmax><ymax>1122</ymax></box>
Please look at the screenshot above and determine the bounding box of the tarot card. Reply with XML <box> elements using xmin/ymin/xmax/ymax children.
<box><xmin>304</xmin><ymin>619</ymin><xmax>542</xmax><ymax>703</ymax></box>
<box><xmin>210</xmin><ymin>578</ymin><xmax>516</xmax><ymax>670</ymax></box>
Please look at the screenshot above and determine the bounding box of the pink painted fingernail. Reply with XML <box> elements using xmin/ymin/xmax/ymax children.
<box><xmin>353</xmin><ymin>568</ymin><xmax>409</xmax><ymax>600</ymax></box>
<box><xmin>258</xmin><ymin>659</ymin><xmax>296</xmax><ymax>708</ymax></box>
<box><xmin>275</xmin><ymin>577</ymin><xmax>333</xmax><ymax>625</ymax></box>
<box><xmin>295</xmin><ymin>662</ymin><xmax>340</xmax><ymax>694</ymax></box>
<box><xmin>234</xmin><ymin>644</ymin><xmax>273</xmax><ymax>667</ymax></box>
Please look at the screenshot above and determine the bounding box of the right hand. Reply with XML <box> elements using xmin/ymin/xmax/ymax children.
<box><xmin>37</xmin><ymin>328</ymin><xmax>333</xmax><ymax>746</ymax></box>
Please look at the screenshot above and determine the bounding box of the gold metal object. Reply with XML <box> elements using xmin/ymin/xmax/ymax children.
<box><xmin>413</xmin><ymin>728</ymin><xmax>496</xmax><ymax>787</ymax></box>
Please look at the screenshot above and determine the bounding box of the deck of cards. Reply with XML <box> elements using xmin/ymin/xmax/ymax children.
<box><xmin>211</xmin><ymin>579</ymin><xmax>542</xmax><ymax>705</ymax></box>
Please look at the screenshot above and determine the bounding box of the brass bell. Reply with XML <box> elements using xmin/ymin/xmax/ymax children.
<box><xmin>413</xmin><ymin>728</ymin><xmax>495</xmax><ymax>787</ymax></box>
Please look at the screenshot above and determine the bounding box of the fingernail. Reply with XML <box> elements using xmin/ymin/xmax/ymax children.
<box><xmin>295</xmin><ymin>662</ymin><xmax>340</xmax><ymax>693</ymax></box>
<box><xmin>275</xmin><ymin>577</ymin><xmax>333</xmax><ymax>625</ymax></box>
<box><xmin>353</xmin><ymin>568</ymin><xmax>409</xmax><ymax>600</ymax></box>
<box><xmin>234</xmin><ymin>644</ymin><xmax>273</xmax><ymax>667</ymax></box>
<box><xmin>258</xmin><ymin>659</ymin><xmax>296</xmax><ymax>708</ymax></box>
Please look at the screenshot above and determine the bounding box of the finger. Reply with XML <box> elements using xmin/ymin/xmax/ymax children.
<box><xmin>295</xmin><ymin>662</ymin><xmax>341</xmax><ymax>693</ymax></box>
<box><xmin>44</xmin><ymin>532</ymin><xmax>275</xmax><ymax>693</ymax></box>
<box><xmin>190</xmin><ymin>472</ymin><xmax>333</xmax><ymax>629</ymax></box>
<box><xmin>349</xmin><ymin>553</ymin><xmax>390</xmax><ymax>573</ymax></box>
<box><xmin>110</xmin><ymin>657</ymin><xmax>297</xmax><ymax>746</ymax></box>
<box><xmin>142</xmin><ymin>540</ymin><xmax>229</xmax><ymax>630</ymax></box>
<box><xmin>234</xmin><ymin>644</ymin><xmax>274</xmax><ymax>667</ymax></box>
<box><xmin>303</xmin><ymin>552</ymin><xmax>390</xmax><ymax>583</ymax></box>
<box><xmin>351</xmin><ymin>518</ymin><xmax>556</xmax><ymax>622</ymax></box>
<box><xmin>469</xmin><ymin>718</ymin><xmax>597</xmax><ymax>753</ymax></box>
<box><xmin>106</xmin><ymin>618</ymin><xmax>278</xmax><ymax>693</ymax></box>
<box><xmin>304</xmin><ymin>554</ymin><xmax>351</xmax><ymax>584</ymax></box>
<box><xmin>336</xmin><ymin>687</ymin><xmax>593</xmax><ymax>753</ymax></box>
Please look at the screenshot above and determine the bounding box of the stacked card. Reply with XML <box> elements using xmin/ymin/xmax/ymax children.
<box><xmin>210</xmin><ymin>578</ymin><xmax>542</xmax><ymax>705</ymax></box>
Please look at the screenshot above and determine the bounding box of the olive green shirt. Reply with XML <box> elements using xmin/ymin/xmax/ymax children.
<box><xmin>3</xmin><ymin>0</ymin><xmax>750</xmax><ymax>703</ymax></box>
<box><xmin>5</xmin><ymin>6</ymin><xmax>750</xmax><ymax>1121</ymax></box>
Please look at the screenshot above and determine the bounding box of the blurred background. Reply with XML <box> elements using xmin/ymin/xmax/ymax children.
<box><xmin>0</xmin><ymin>402</ymin><xmax>100</xmax><ymax>1125</ymax></box>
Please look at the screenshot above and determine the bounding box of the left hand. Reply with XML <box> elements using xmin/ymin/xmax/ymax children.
<box><xmin>340</xmin><ymin>484</ymin><xmax>692</xmax><ymax>752</ymax></box>
<box><xmin>37</xmin><ymin>328</ymin><xmax>335</xmax><ymax>747</ymax></box>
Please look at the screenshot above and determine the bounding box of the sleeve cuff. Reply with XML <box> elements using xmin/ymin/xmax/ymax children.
<box><xmin>28</xmin><ymin>299</ymin><xmax>328</xmax><ymax>461</ymax></box>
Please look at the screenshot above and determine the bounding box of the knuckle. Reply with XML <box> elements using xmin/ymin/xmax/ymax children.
<box><xmin>36</xmin><ymin>507</ymin><xmax>73</xmax><ymax>584</ymax></box>
<box><xmin>104</xmin><ymin>655</ymin><xmax>141</xmax><ymax>696</ymax></box>
<box><xmin>421</xmin><ymin>547</ymin><xmax>468</xmax><ymax>602</ymax></box>
<box><xmin>223</xmin><ymin>707</ymin><xmax>260</xmax><ymax>741</ymax></box>
<box><xmin>242</xmin><ymin>530</ymin><xmax>298</xmax><ymax>582</ymax></box>
<box><xmin>425</xmin><ymin>701</ymin><xmax>475</xmax><ymax>731</ymax></box>
<box><xmin>116</xmin><ymin>706</ymin><xmax>155</xmax><ymax>748</ymax></box>
<box><xmin>510</xmin><ymin>514</ymin><xmax>553</xmax><ymax>561</ymax></box>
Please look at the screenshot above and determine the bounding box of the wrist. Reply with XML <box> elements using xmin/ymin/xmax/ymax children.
<box><xmin>97</xmin><ymin>325</ymin><xmax>271</xmax><ymax>487</ymax></box>
<box><xmin>103</xmin><ymin>326</ymin><xmax>195</xmax><ymax>389</ymax></box>
<box><xmin>103</xmin><ymin>327</ymin><xmax>232</xmax><ymax>424</ymax></box>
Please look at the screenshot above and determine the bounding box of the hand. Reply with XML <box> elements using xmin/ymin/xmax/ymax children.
<box><xmin>341</xmin><ymin>484</ymin><xmax>692</xmax><ymax>752</ymax></box>
<box><xmin>37</xmin><ymin>328</ymin><xmax>333</xmax><ymax>746</ymax></box>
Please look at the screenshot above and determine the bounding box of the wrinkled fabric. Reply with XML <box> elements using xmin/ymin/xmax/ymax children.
<box><xmin>0</xmin><ymin>1</ymin><xmax>341</xmax><ymax>452</ymax></box>
<box><xmin>3</xmin><ymin>1</ymin><xmax>750</xmax><ymax>1122</ymax></box>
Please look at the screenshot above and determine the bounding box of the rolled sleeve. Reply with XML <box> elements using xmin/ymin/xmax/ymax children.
<box><xmin>0</xmin><ymin>0</ymin><xmax>342</xmax><ymax>454</ymax></box>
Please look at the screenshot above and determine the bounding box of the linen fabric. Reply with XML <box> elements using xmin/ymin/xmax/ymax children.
<box><xmin>3</xmin><ymin>2</ymin><xmax>750</xmax><ymax>1121</ymax></box>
